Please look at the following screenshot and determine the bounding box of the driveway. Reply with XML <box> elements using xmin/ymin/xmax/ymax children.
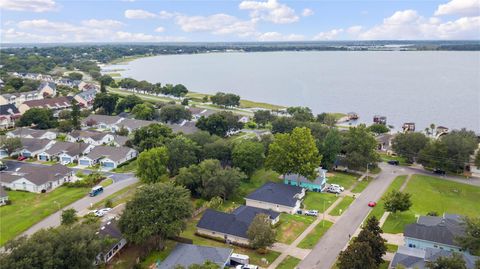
<box><xmin>298</xmin><ymin>163</ymin><xmax>401</xmax><ymax>269</ymax></box>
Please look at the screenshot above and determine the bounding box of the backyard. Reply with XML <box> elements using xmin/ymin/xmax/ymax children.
<box><xmin>276</xmin><ymin>213</ymin><xmax>315</xmax><ymax>244</ymax></box>
<box><xmin>382</xmin><ymin>174</ymin><xmax>480</xmax><ymax>234</ymax></box>
<box><xmin>0</xmin><ymin>187</ymin><xmax>89</xmax><ymax>245</ymax></box>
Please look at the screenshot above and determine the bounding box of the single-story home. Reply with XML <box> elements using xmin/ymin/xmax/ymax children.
<box><xmin>73</xmin><ymin>88</ymin><xmax>97</xmax><ymax>108</ymax></box>
<box><xmin>0</xmin><ymin>104</ymin><xmax>21</xmax><ymax>129</ymax></box>
<box><xmin>114</xmin><ymin>118</ymin><xmax>154</xmax><ymax>132</ymax></box>
<box><xmin>81</xmin><ymin>114</ymin><xmax>123</xmax><ymax>131</ymax></box>
<box><xmin>167</xmin><ymin>121</ymin><xmax>200</xmax><ymax>135</ymax></box>
<box><xmin>96</xmin><ymin>220</ymin><xmax>127</xmax><ymax>264</ymax></box>
<box><xmin>284</xmin><ymin>168</ymin><xmax>328</xmax><ymax>192</ymax></box>
<box><xmin>7</xmin><ymin>127</ymin><xmax>57</xmax><ymax>140</ymax></box>
<box><xmin>158</xmin><ymin>243</ymin><xmax>233</xmax><ymax>269</ymax></box>
<box><xmin>0</xmin><ymin>188</ymin><xmax>8</xmax><ymax>206</ymax></box>
<box><xmin>66</xmin><ymin>130</ymin><xmax>115</xmax><ymax>146</ymax></box>
<box><xmin>19</xmin><ymin>96</ymin><xmax>71</xmax><ymax>115</ymax></box>
<box><xmin>37</xmin><ymin>141</ymin><xmax>92</xmax><ymax>164</ymax></box>
<box><xmin>376</xmin><ymin>133</ymin><xmax>394</xmax><ymax>153</ymax></box>
<box><xmin>197</xmin><ymin>206</ymin><xmax>280</xmax><ymax>246</ymax></box>
<box><xmin>78</xmin><ymin>146</ymin><xmax>138</xmax><ymax>169</ymax></box>
<box><xmin>37</xmin><ymin>81</ymin><xmax>56</xmax><ymax>97</ymax></box>
<box><xmin>17</xmin><ymin>138</ymin><xmax>55</xmax><ymax>158</ymax></box>
<box><xmin>390</xmin><ymin>246</ymin><xmax>479</xmax><ymax>269</ymax></box>
<box><xmin>245</xmin><ymin>182</ymin><xmax>305</xmax><ymax>214</ymax></box>
<box><xmin>0</xmin><ymin>164</ymin><xmax>73</xmax><ymax>193</ymax></box>
<box><xmin>112</xmin><ymin>135</ymin><xmax>129</xmax><ymax>147</ymax></box>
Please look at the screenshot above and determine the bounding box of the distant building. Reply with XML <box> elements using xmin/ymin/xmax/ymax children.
<box><xmin>37</xmin><ymin>81</ymin><xmax>56</xmax><ymax>97</ymax></box>
<box><xmin>81</xmin><ymin>114</ymin><xmax>123</xmax><ymax>131</ymax></box>
<box><xmin>402</xmin><ymin>122</ymin><xmax>416</xmax><ymax>132</ymax></box>
<box><xmin>96</xmin><ymin>220</ymin><xmax>127</xmax><ymax>264</ymax></box>
<box><xmin>0</xmin><ymin>104</ymin><xmax>21</xmax><ymax>129</ymax></box>
<box><xmin>0</xmin><ymin>90</ymin><xmax>43</xmax><ymax>106</ymax></box>
<box><xmin>66</xmin><ymin>130</ymin><xmax>114</xmax><ymax>146</ymax></box>
<box><xmin>7</xmin><ymin>127</ymin><xmax>57</xmax><ymax>140</ymax></box>
<box><xmin>373</xmin><ymin>115</ymin><xmax>387</xmax><ymax>125</ymax></box>
<box><xmin>73</xmin><ymin>89</ymin><xmax>97</xmax><ymax>108</ymax></box>
<box><xmin>37</xmin><ymin>141</ymin><xmax>92</xmax><ymax>164</ymax></box>
<box><xmin>390</xmin><ymin>246</ymin><xmax>479</xmax><ymax>269</ymax></box>
<box><xmin>16</xmin><ymin>138</ymin><xmax>55</xmax><ymax>158</ymax></box>
<box><xmin>19</xmin><ymin>96</ymin><xmax>71</xmax><ymax>116</ymax></box>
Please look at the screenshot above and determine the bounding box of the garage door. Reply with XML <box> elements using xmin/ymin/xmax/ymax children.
<box><xmin>102</xmin><ymin>162</ymin><xmax>115</xmax><ymax>168</ymax></box>
<box><xmin>79</xmin><ymin>160</ymin><xmax>90</xmax><ymax>166</ymax></box>
<box><xmin>39</xmin><ymin>155</ymin><xmax>48</xmax><ymax>161</ymax></box>
<box><xmin>61</xmin><ymin>157</ymin><xmax>71</xmax><ymax>163</ymax></box>
<box><xmin>22</xmin><ymin>152</ymin><xmax>31</xmax><ymax>157</ymax></box>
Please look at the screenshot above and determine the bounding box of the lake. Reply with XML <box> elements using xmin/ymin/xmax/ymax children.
<box><xmin>105</xmin><ymin>51</ymin><xmax>480</xmax><ymax>132</ymax></box>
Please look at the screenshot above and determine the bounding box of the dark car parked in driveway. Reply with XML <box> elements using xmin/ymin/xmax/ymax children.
<box><xmin>433</xmin><ymin>168</ymin><xmax>446</xmax><ymax>175</ymax></box>
<box><xmin>387</xmin><ymin>160</ymin><xmax>399</xmax><ymax>165</ymax></box>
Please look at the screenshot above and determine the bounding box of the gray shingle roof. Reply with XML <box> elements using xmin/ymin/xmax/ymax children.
<box><xmin>167</xmin><ymin>121</ymin><xmax>200</xmax><ymax>135</ymax></box>
<box><xmin>404</xmin><ymin>215</ymin><xmax>465</xmax><ymax>247</ymax></box>
<box><xmin>45</xmin><ymin>141</ymin><xmax>89</xmax><ymax>156</ymax></box>
<box><xmin>197</xmin><ymin>206</ymin><xmax>279</xmax><ymax>239</ymax></box>
<box><xmin>246</xmin><ymin>182</ymin><xmax>303</xmax><ymax>207</ymax></box>
<box><xmin>391</xmin><ymin>246</ymin><xmax>480</xmax><ymax>269</ymax></box>
<box><xmin>69</xmin><ymin>130</ymin><xmax>110</xmax><ymax>141</ymax></box>
<box><xmin>158</xmin><ymin>243</ymin><xmax>232</xmax><ymax>269</ymax></box>
<box><xmin>9</xmin><ymin>128</ymin><xmax>55</xmax><ymax>139</ymax></box>
<box><xmin>85</xmin><ymin>146</ymin><xmax>134</xmax><ymax>162</ymax></box>
<box><xmin>17</xmin><ymin>164</ymin><xmax>72</xmax><ymax>185</ymax></box>
<box><xmin>82</xmin><ymin>114</ymin><xmax>122</xmax><ymax>125</ymax></box>
<box><xmin>20</xmin><ymin>138</ymin><xmax>51</xmax><ymax>153</ymax></box>
<box><xmin>284</xmin><ymin>170</ymin><xmax>326</xmax><ymax>186</ymax></box>
<box><xmin>117</xmin><ymin>118</ymin><xmax>154</xmax><ymax>131</ymax></box>
<box><xmin>0</xmin><ymin>104</ymin><xmax>20</xmax><ymax>115</ymax></box>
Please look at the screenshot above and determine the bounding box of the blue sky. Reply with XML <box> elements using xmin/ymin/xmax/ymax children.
<box><xmin>1</xmin><ymin>0</ymin><xmax>479</xmax><ymax>42</ymax></box>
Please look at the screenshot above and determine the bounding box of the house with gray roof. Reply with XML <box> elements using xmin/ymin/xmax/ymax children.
<box><xmin>284</xmin><ymin>168</ymin><xmax>328</xmax><ymax>192</ymax></box>
<box><xmin>78</xmin><ymin>146</ymin><xmax>137</xmax><ymax>169</ymax></box>
<box><xmin>16</xmin><ymin>138</ymin><xmax>55</xmax><ymax>158</ymax></box>
<box><xmin>167</xmin><ymin>121</ymin><xmax>200</xmax><ymax>135</ymax></box>
<box><xmin>158</xmin><ymin>243</ymin><xmax>233</xmax><ymax>269</ymax></box>
<box><xmin>66</xmin><ymin>130</ymin><xmax>115</xmax><ymax>146</ymax></box>
<box><xmin>0</xmin><ymin>164</ymin><xmax>73</xmax><ymax>193</ymax></box>
<box><xmin>7</xmin><ymin>127</ymin><xmax>57</xmax><ymax>140</ymax></box>
<box><xmin>81</xmin><ymin>114</ymin><xmax>123</xmax><ymax>131</ymax></box>
<box><xmin>115</xmin><ymin>118</ymin><xmax>154</xmax><ymax>132</ymax></box>
<box><xmin>0</xmin><ymin>104</ymin><xmax>21</xmax><ymax>129</ymax></box>
<box><xmin>245</xmin><ymin>182</ymin><xmax>305</xmax><ymax>214</ymax></box>
<box><xmin>197</xmin><ymin>206</ymin><xmax>280</xmax><ymax>246</ymax></box>
<box><xmin>74</xmin><ymin>88</ymin><xmax>97</xmax><ymax>108</ymax></box>
<box><xmin>96</xmin><ymin>220</ymin><xmax>127</xmax><ymax>264</ymax></box>
<box><xmin>37</xmin><ymin>141</ymin><xmax>93</xmax><ymax>164</ymax></box>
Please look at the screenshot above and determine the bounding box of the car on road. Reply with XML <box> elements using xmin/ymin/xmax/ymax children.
<box><xmin>305</xmin><ymin>210</ymin><xmax>319</xmax><ymax>217</ymax></box>
<box><xmin>17</xmin><ymin>156</ymin><xmax>27</xmax><ymax>161</ymax></box>
<box><xmin>236</xmin><ymin>265</ymin><xmax>258</xmax><ymax>269</ymax></box>
<box><xmin>433</xmin><ymin>169</ymin><xmax>446</xmax><ymax>175</ymax></box>
<box><xmin>329</xmin><ymin>184</ymin><xmax>344</xmax><ymax>192</ymax></box>
<box><xmin>368</xmin><ymin>201</ymin><xmax>377</xmax><ymax>207</ymax></box>
<box><xmin>94</xmin><ymin>208</ymin><xmax>112</xmax><ymax>217</ymax></box>
<box><xmin>0</xmin><ymin>161</ymin><xmax>7</xmax><ymax>171</ymax></box>
<box><xmin>387</xmin><ymin>160</ymin><xmax>399</xmax><ymax>165</ymax></box>
<box><xmin>326</xmin><ymin>186</ymin><xmax>342</xmax><ymax>194</ymax></box>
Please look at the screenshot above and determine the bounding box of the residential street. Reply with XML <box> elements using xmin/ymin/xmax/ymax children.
<box><xmin>298</xmin><ymin>163</ymin><xmax>401</xmax><ymax>269</ymax></box>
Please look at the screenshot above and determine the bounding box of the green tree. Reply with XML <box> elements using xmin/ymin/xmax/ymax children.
<box><xmin>266</xmin><ymin>127</ymin><xmax>321</xmax><ymax>180</ymax></box>
<box><xmin>18</xmin><ymin>108</ymin><xmax>57</xmax><ymax>129</ymax></box>
<box><xmin>93</xmin><ymin>93</ymin><xmax>118</xmax><ymax>115</ymax></box>
<box><xmin>271</xmin><ymin>117</ymin><xmax>298</xmax><ymax>134</ymax></box>
<box><xmin>253</xmin><ymin>110</ymin><xmax>275</xmax><ymax>127</ymax></box>
<box><xmin>343</xmin><ymin>124</ymin><xmax>380</xmax><ymax>171</ymax></box>
<box><xmin>0</xmin><ymin>224</ymin><xmax>104</xmax><ymax>269</ymax></box>
<box><xmin>426</xmin><ymin>253</ymin><xmax>467</xmax><ymax>269</ymax></box>
<box><xmin>317</xmin><ymin>113</ymin><xmax>338</xmax><ymax>127</ymax></box>
<box><xmin>119</xmin><ymin>183</ymin><xmax>193</xmax><ymax>248</ymax></box>
<box><xmin>136</xmin><ymin>147</ymin><xmax>169</xmax><ymax>183</ymax></box>
<box><xmin>61</xmin><ymin>208</ymin><xmax>78</xmax><ymax>226</ymax></box>
<box><xmin>232</xmin><ymin>140</ymin><xmax>265</xmax><ymax>177</ymax></box>
<box><xmin>287</xmin><ymin>106</ymin><xmax>314</xmax><ymax>122</ymax></box>
<box><xmin>368</xmin><ymin>123</ymin><xmax>390</xmax><ymax>134</ymax></box>
<box><xmin>337</xmin><ymin>241</ymin><xmax>378</xmax><ymax>269</ymax></box>
<box><xmin>165</xmin><ymin>136</ymin><xmax>200</xmax><ymax>176</ymax></box>
<box><xmin>130</xmin><ymin>123</ymin><xmax>174</xmax><ymax>152</ymax></box>
<box><xmin>455</xmin><ymin>217</ymin><xmax>480</xmax><ymax>256</ymax></box>
<box><xmin>98</xmin><ymin>75</ymin><xmax>114</xmax><ymax>86</ymax></box>
<box><xmin>319</xmin><ymin>128</ymin><xmax>342</xmax><ymax>170</ymax></box>
<box><xmin>187</xmin><ymin>131</ymin><xmax>219</xmax><ymax>147</ymax></box>
<box><xmin>68</xmin><ymin>72</ymin><xmax>83</xmax><ymax>80</ymax></box>
<box><xmin>203</xmin><ymin>139</ymin><xmax>232</xmax><ymax>166</ymax></box>
<box><xmin>392</xmin><ymin>132</ymin><xmax>429</xmax><ymax>163</ymax></box>
<box><xmin>196</xmin><ymin>111</ymin><xmax>244</xmax><ymax>137</ymax></box>
<box><xmin>57</xmin><ymin>120</ymin><xmax>73</xmax><ymax>133</ymax></box>
<box><xmin>71</xmin><ymin>98</ymin><xmax>81</xmax><ymax>130</ymax></box>
<box><xmin>159</xmin><ymin>104</ymin><xmax>192</xmax><ymax>124</ymax></box>
<box><xmin>355</xmin><ymin>216</ymin><xmax>387</xmax><ymax>265</ymax></box>
<box><xmin>115</xmin><ymin>94</ymin><xmax>143</xmax><ymax>113</ymax></box>
<box><xmin>383</xmin><ymin>190</ymin><xmax>412</xmax><ymax>214</ymax></box>
<box><xmin>131</xmin><ymin>103</ymin><xmax>155</xmax><ymax>120</ymax></box>
<box><xmin>247</xmin><ymin>213</ymin><xmax>276</xmax><ymax>250</ymax></box>
<box><xmin>0</xmin><ymin>137</ymin><xmax>22</xmax><ymax>154</ymax></box>
<box><xmin>418</xmin><ymin>140</ymin><xmax>448</xmax><ymax>171</ymax></box>
<box><xmin>475</xmin><ymin>151</ymin><xmax>480</xmax><ymax>168</ymax></box>
<box><xmin>210</xmin><ymin>92</ymin><xmax>240</xmax><ymax>107</ymax></box>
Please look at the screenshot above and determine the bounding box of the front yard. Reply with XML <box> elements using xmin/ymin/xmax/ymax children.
<box><xmin>328</xmin><ymin>172</ymin><xmax>359</xmax><ymax>190</ymax></box>
<box><xmin>297</xmin><ymin>220</ymin><xmax>333</xmax><ymax>249</ymax></box>
<box><xmin>303</xmin><ymin>192</ymin><xmax>339</xmax><ymax>212</ymax></box>
<box><xmin>329</xmin><ymin>196</ymin><xmax>355</xmax><ymax>216</ymax></box>
<box><xmin>276</xmin><ymin>213</ymin><xmax>315</xmax><ymax>244</ymax></box>
<box><xmin>0</xmin><ymin>187</ymin><xmax>89</xmax><ymax>245</ymax></box>
<box><xmin>382</xmin><ymin>174</ymin><xmax>480</xmax><ymax>234</ymax></box>
<box><xmin>277</xmin><ymin>255</ymin><xmax>301</xmax><ymax>269</ymax></box>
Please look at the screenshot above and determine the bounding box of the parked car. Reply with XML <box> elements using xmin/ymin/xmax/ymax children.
<box><xmin>305</xmin><ymin>210</ymin><xmax>319</xmax><ymax>217</ymax></box>
<box><xmin>433</xmin><ymin>169</ymin><xmax>446</xmax><ymax>175</ymax></box>
<box><xmin>387</xmin><ymin>160</ymin><xmax>399</xmax><ymax>165</ymax></box>
<box><xmin>326</xmin><ymin>186</ymin><xmax>341</xmax><ymax>194</ymax></box>
<box><xmin>296</xmin><ymin>209</ymin><xmax>304</xmax><ymax>215</ymax></box>
<box><xmin>17</xmin><ymin>156</ymin><xmax>27</xmax><ymax>161</ymax></box>
<box><xmin>368</xmin><ymin>201</ymin><xmax>377</xmax><ymax>207</ymax></box>
<box><xmin>236</xmin><ymin>265</ymin><xmax>258</xmax><ymax>269</ymax></box>
<box><xmin>0</xmin><ymin>161</ymin><xmax>7</xmax><ymax>171</ymax></box>
<box><xmin>94</xmin><ymin>208</ymin><xmax>112</xmax><ymax>217</ymax></box>
<box><xmin>329</xmin><ymin>184</ymin><xmax>344</xmax><ymax>192</ymax></box>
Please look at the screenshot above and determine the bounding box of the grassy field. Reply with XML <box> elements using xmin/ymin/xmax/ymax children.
<box><xmin>351</xmin><ymin>177</ymin><xmax>373</xmax><ymax>193</ymax></box>
<box><xmin>379</xmin><ymin>152</ymin><xmax>408</xmax><ymax>166</ymax></box>
<box><xmin>303</xmin><ymin>192</ymin><xmax>339</xmax><ymax>213</ymax></box>
<box><xmin>180</xmin><ymin>214</ymin><xmax>280</xmax><ymax>267</ymax></box>
<box><xmin>368</xmin><ymin>175</ymin><xmax>407</xmax><ymax>221</ymax></box>
<box><xmin>0</xmin><ymin>187</ymin><xmax>89</xmax><ymax>245</ymax></box>
<box><xmin>330</xmin><ymin>196</ymin><xmax>355</xmax><ymax>216</ymax></box>
<box><xmin>297</xmin><ymin>220</ymin><xmax>333</xmax><ymax>249</ymax></box>
<box><xmin>186</xmin><ymin>91</ymin><xmax>285</xmax><ymax>110</ymax></box>
<box><xmin>277</xmin><ymin>255</ymin><xmax>302</xmax><ymax>269</ymax></box>
<box><xmin>328</xmin><ymin>172</ymin><xmax>359</xmax><ymax>190</ymax></box>
<box><xmin>382</xmin><ymin>174</ymin><xmax>480</xmax><ymax>234</ymax></box>
<box><xmin>100</xmin><ymin>178</ymin><xmax>113</xmax><ymax>188</ymax></box>
<box><xmin>276</xmin><ymin>213</ymin><xmax>315</xmax><ymax>244</ymax></box>
<box><xmin>139</xmin><ymin>240</ymin><xmax>177</xmax><ymax>268</ymax></box>
<box><xmin>386</xmin><ymin>243</ymin><xmax>399</xmax><ymax>252</ymax></box>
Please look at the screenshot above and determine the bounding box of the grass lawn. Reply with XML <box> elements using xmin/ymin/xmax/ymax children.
<box><xmin>297</xmin><ymin>220</ymin><xmax>333</xmax><ymax>249</ymax></box>
<box><xmin>330</xmin><ymin>196</ymin><xmax>355</xmax><ymax>216</ymax></box>
<box><xmin>180</xmin><ymin>214</ymin><xmax>281</xmax><ymax>267</ymax></box>
<box><xmin>303</xmin><ymin>192</ymin><xmax>339</xmax><ymax>213</ymax></box>
<box><xmin>112</xmin><ymin>159</ymin><xmax>137</xmax><ymax>173</ymax></box>
<box><xmin>382</xmin><ymin>174</ymin><xmax>480</xmax><ymax>234</ymax></box>
<box><xmin>379</xmin><ymin>152</ymin><xmax>408</xmax><ymax>166</ymax></box>
<box><xmin>0</xmin><ymin>187</ymin><xmax>89</xmax><ymax>245</ymax></box>
<box><xmin>386</xmin><ymin>243</ymin><xmax>399</xmax><ymax>253</ymax></box>
<box><xmin>368</xmin><ymin>175</ymin><xmax>407</xmax><ymax>221</ymax></box>
<box><xmin>140</xmin><ymin>240</ymin><xmax>177</xmax><ymax>268</ymax></box>
<box><xmin>351</xmin><ymin>177</ymin><xmax>373</xmax><ymax>193</ymax></box>
<box><xmin>277</xmin><ymin>255</ymin><xmax>302</xmax><ymax>269</ymax></box>
<box><xmin>100</xmin><ymin>178</ymin><xmax>113</xmax><ymax>188</ymax></box>
<box><xmin>328</xmin><ymin>172</ymin><xmax>359</xmax><ymax>190</ymax></box>
<box><xmin>276</xmin><ymin>213</ymin><xmax>315</xmax><ymax>244</ymax></box>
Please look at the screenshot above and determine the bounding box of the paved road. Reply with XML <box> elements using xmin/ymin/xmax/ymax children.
<box><xmin>21</xmin><ymin>176</ymin><xmax>138</xmax><ymax>236</ymax></box>
<box><xmin>298</xmin><ymin>163</ymin><xmax>401</xmax><ymax>269</ymax></box>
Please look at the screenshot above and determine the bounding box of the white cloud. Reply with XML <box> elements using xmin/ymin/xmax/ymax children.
<box><xmin>175</xmin><ymin>13</ymin><xmax>257</xmax><ymax>36</ymax></box>
<box><xmin>114</xmin><ymin>31</ymin><xmax>186</xmax><ymax>42</ymax></box>
<box><xmin>0</xmin><ymin>0</ymin><xmax>57</xmax><ymax>12</ymax></box>
<box><xmin>353</xmin><ymin>9</ymin><xmax>480</xmax><ymax>40</ymax></box>
<box><xmin>239</xmin><ymin>0</ymin><xmax>299</xmax><ymax>24</ymax></box>
<box><xmin>302</xmin><ymin>8</ymin><xmax>314</xmax><ymax>17</ymax></box>
<box><xmin>347</xmin><ymin>25</ymin><xmax>363</xmax><ymax>35</ymax></box>
<box><xmin>159</xmin><ymin>10</ymin><xmax>176</xmax><ymax>19</ymax></box>
<box><xmin>257</xmin><ymin>31</ymin><xmax>304</xmax><ymax>41</ymax></box>
<box><xmin>313</xmin><ymin>29</ymin><xmax>344</xmax><ymax>40</ymax></box>
<box><xmin>81</xmin><ymin>19</ymin><xmax>124</xmax><ymax>28</ymax></box>
<box><xmin>154</xmin><ymin>26</ymin><xmax>165</xmax><ymax>32</ymax></box>
<box><xmin>435</xmin><ymin>0</ymin><xmax>480</xmax><ymax>16</ymax></box>
<box><xmin>124</xmin><ymin>9</ymin><xmax>156</xmax><ymax>19</ymax></box>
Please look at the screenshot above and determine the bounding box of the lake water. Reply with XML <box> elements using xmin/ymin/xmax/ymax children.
<box><xmin>105</xmin><ymin>51</ymin><xmax>480</xmax><ymax>132</ymax></box>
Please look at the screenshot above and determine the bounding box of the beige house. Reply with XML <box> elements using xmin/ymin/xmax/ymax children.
<box><xmin>245</xmin><ymin>182</ymin><xmax>305</xmax><ymax>214</ymax></box>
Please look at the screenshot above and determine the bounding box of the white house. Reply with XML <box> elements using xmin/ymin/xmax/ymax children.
<box><xmin>7</xmin><ymin>127</ymin><xmax>57</xmax><ymax>140</ymax></box>
<box><xmin>16</xmin><ymin>138</ymin><xmax>55</xmax><ymax>158</ymax></box>
<box><xmin>81</xmin><ymin>114</ymin><xmax>123</xmax><ymax>131</ymax></box>
<box><xmin>78</xmin><ymin>146</ymin><xmax>138</xmax><ymax>169</ymax></box>
<box><xmin>37</xmin><ymin>141</ymin><xmax>93</xmax><ymax>164</ymax></box>
<box><xmin>0</xmin><ymin>164</ymin><xmax>73</xmax><ymax>193</ymax></box>
<box><xmin>245</xmin><ymin>182</ymin><xmax>305</xmax><ymax>214</ymax></box>
<box><xmin>66</xmin><ymin>130</ymin><xmax>115</xmax><ymax>146</ymax></box>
